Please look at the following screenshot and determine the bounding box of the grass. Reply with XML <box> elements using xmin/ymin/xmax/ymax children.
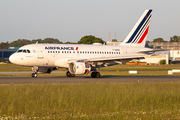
<box><xmin>1</xmin><ymin>64</ymin><xmax>180</xmax><ymax>119</ymax></box>
<box><xmin>0</xmin><ymin>82</ymin><xmax>180</xmax><ymax>119</ymax></box>
<box><xmin>0</xmin><ymin>64</ymin><xmax>67</xmax><ymax>71</ymax></box>
<box><xmin>0</xmin><ymin>64</ymin><xmax>31</xmax><ymax>71</ymax></box>
<box><xmin>100</xmin><ymin>64</ymin><xmax>180</xmax><ymax>71</ymax></box>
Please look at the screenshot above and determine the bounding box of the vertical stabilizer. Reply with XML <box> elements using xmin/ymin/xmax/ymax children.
<box><xmin>121</xmin><ymin>9</ymin><xmax>152</xmax><ymax>47</ymax></box>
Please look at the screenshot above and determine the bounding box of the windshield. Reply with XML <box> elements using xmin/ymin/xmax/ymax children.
<box><xmin>16</xmin><ymin>49</ymin><xmax>31</xmax><ymax>53</ymax></box>
<box><xmin>17</xmin><ymin>49</ymin><xmax>23</xmax><ymax>53</ymax></box>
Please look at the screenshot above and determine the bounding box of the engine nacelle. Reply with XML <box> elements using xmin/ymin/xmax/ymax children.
<box><xmin>68</xmin><ymin>62</ymin><xmax>91</xmax><ymax>75</ymax></box>
<box><xmin>32</xmin><ymin>67</ymin><xmax>55</xmax><ymax>74</ymax></box>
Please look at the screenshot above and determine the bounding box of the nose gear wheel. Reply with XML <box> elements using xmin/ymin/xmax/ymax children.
<box><xmin>32</xmin><ymin>73</ymin><xmax>38</xmax><ymax>78</ymax></box>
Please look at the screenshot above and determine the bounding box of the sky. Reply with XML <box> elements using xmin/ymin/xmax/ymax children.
<box><xmin>0</xmin><ymin>0</ymin><xmax>180</xmax><ymax>43</ymax></box>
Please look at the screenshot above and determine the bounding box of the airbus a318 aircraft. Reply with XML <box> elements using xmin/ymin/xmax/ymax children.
<box><xmin>10</xmin><ymin>9</ymin><xmax>154</xmax><ymax>78</ymax></box>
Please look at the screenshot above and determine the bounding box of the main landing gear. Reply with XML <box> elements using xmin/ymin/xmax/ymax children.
<box><xmin>91</xmin><ymin>72</ymin><xmax>100</xmax><ymax>78</ymax></box>
<box><xmin>32</xmin><ymin>73</ymin><xmax>38</xmax><ymax>78</ymax></box>
<box><xmin>32</xmin><ymin>66</ymin><xmax>38</xmax><ymax>78</ymax></box>
<box><xmin>66</xmin><ymin>71</ymin><xmax>75</xmax><ymax>77</ymax></box>
<box><xmin>66</xmin><ymin>71</ymin><xmax>100</xmax><ymax>78</ymax></box>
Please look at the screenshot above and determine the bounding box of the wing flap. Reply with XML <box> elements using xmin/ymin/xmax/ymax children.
<box><xmin>137</xmin><ymin>49</ymin><xmax>168</xmax><ymax>53</ymax></box>
<box><xmin>68</xmin><ymin>54</ymin><xmax>148</xmax><ymax>63</ymax></box>
<box><xmin>88</xmin><ymin>55</ymin><xmax>146</xmax><ymax>62</ymax></box>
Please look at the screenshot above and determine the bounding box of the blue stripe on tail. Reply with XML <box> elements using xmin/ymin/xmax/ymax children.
<box><xmin>126</xmin><ymin>10</ymin><xmax>152</xmax><ymax>43</ymax></box>
<box><xmin>131</xmin><ymin>15</ymin><xmax>151</xmax><ymax>43</ymax></box>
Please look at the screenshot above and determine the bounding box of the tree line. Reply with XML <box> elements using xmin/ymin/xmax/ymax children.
<box><xmin>0</xmin><ymin>35</ymin><xmax>179</xmax><ymax>49</ymax></box>
<box><xmin>0</xmin><ymin>35</ymin><xmax>106</xmax><ymax>49</ymax></box>
<box><xmin>152</xmin><ymin>35</ymin><xmax>180</xmax><ymax>42</ymax></box>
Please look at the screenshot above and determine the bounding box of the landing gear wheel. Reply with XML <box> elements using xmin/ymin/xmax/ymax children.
<box><xmin>91</xmin><ymin>72</ymin><xmax>100</xmax><ymax>78</ymax></box>
<box><xmin>95</xmin><ymin>72</ymin><xmax>100</xmax><ymax>78</ymax></box>
<box><xmin>66</xmin><ymin>71</ymin><xmax>75</xmax><ymax>77</ymax></box>
<box><xmin>91</xmin><ymin>72</ymin><xmax>96</xmax><ymax>78</ymax></box>
<box><xmin>32</xmin><ymin>73</ymin><xmax>38</xmax><ymax>78</ymax></box>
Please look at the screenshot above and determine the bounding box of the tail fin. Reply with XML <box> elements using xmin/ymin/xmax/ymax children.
<box><xmin>121</xmin><ymin>9</ymin><xmax>152</xmax><ymax>47</ymax></box>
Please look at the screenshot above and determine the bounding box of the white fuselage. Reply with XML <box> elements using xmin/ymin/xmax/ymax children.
<box><xmin>9</xmin><ymin>43</ymin><xmax>150</xmax><ymax>68</ymax></box>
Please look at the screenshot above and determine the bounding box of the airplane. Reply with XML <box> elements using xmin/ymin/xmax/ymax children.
<box><xmin>9</xmin><ymin>9</ymin><xmax>154</xmax><ymax>78</ymax></box>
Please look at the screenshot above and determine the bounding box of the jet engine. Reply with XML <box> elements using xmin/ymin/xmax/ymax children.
<box><xmin>68</xmin><ymin>62</ymin><xmax>91</xmax><ymax>75</ymax></box>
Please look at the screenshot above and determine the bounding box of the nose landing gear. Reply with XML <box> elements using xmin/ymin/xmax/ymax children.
<box><xmin>31</xmin><ymin>73</ymin><xmax>38</xmax><ymax>78</ymax></box>
<box><xmin>31</xmin><ymin>66</ymin><xmax>38</xmax><ymax>78</ymax></box>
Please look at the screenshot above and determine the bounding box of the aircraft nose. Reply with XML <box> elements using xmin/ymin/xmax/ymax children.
<box><xmin>9</xmin><ymin>53</ymin><xmax>17</xmax><ymax>64</ymax></box>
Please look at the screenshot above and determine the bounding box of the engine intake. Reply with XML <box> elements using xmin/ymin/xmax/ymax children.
<box><xmin>69</xmin><ymin>62</ymin><xmax>91</xmax><ymax>75</ymax></box>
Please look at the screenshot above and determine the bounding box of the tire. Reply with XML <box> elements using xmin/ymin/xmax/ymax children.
<box><xmin>66</xmin><ymin>71</ymin><xmax>71</xmax><ymax>77</ymax></box>
<box><xmin>32</xmin><ymin>73</ymin><xmax>38</xmax><ymax>78</ymax></box>
<box><xmin>91</xmin><ymin>72</ymin><xmax>98</xmax><ymax>78</ymax></box>
<box><xmin>66</xmin><ymin>71</ymin><xmax>75</xmax><ymax>77</ymax></box>
<box><xmin>71</xmin><ymin>74</ymin><xmax>75</xmax><ymax>77</ymax></box>
<box><xmin>95</xmin><ymin>72</ymin><xmax>100</xmax><ymax>78</ymax></box>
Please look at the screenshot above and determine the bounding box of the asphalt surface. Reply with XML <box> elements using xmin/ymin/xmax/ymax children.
<box><xmin>0</xmin><ymin>76</ymin><xmax>180</xmax><ymax>84</ymax></box>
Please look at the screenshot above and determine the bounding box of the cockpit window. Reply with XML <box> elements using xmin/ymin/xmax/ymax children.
<box><xmin>27</xmin><ymin>50</ymin><xmax>30</xmax><ymax>53</ymax></box>
<box><xmin>16</xmin><ymin>49</ymin><xmax>31</xmax><ymax>53</ymax></box>
<box><xmin>17</xmin><ymin>49</ymin><xmax>23</xmax><ymax>53</ymax></box>
<box><xmin>23</xmin><ymin>50</ymin><xmax>26</xmax><ymax>53</ymax></box>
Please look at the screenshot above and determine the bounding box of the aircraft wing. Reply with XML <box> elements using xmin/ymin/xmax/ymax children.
<box><xmin>68</xmin><ymin>54</ymin><xmax>148</xmax><ymax>63</ymax></box>
<box><xmin>137</xmin><ymin>49</ymin><xmax>168</xmax><ymax>53</ymax></box>
<box><xmin>88</xmin><ymin>55</ymin><xmax>147</xmax><ymax>62</ymax></box>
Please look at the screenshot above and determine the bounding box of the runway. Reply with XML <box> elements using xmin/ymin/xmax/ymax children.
<box><xmin>0</xmin><ymin>76</ymin><xmax>180</xmax><ymax>84</ymax></box>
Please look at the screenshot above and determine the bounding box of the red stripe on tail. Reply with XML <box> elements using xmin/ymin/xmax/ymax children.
<box><xmin>137</xmin><ymin>26</ymin><xmax>149</xmax><ymax>44</ymax></box>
